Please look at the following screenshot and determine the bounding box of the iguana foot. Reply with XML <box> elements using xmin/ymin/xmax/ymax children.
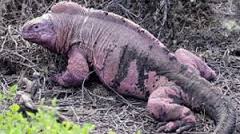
<box><xmin>50</xmin><ymin>70</ymin><xmax>83</xmax><ymax>87</ymax></box>
<box><xmin>157</xmin><ymin>120</ymin><xmax>195</xmax><ymax>133</ymax></box>
<box><xmin>175</xmin><ymin>48</ymin><xmax>216</xmax><ymax>81</ymax></box>
<box><xmin>147</xmin><ymin>86</ymin><xmax>196</xmax><ymax>133</ymax></box>
<box><xmin>50</xmin><ymin>72</ymin><xmax>74</xmax><ymax>87</ymax></box>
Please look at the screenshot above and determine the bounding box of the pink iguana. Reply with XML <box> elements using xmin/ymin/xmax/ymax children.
<box><xmin>21</xmin><ymin>1</ymin><xmax>236</xmax><ymax>133</ymax></box>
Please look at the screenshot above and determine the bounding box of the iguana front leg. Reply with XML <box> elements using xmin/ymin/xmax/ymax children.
<box><xmin>52</xmin><ymin>47</ymin><xmax>89</xmax><ymax>87</ymax></box>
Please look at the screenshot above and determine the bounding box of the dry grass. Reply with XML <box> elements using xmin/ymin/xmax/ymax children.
<box><xmin>1</xmin><ymin>0</ymin><xmax>240</xmax><ymax>133</ymax></box>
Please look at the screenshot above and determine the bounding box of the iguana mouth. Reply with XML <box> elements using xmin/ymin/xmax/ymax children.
<box><xmin>21</xmin><ymin>32</ymin><xmax>39</xmax><ymax>42</ymax></box>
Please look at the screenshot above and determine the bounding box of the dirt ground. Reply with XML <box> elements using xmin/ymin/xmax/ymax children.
<box><xmin>1</xmin><ymin>0</ymin><xmax>240</xmax><ymax>133</ymax></box>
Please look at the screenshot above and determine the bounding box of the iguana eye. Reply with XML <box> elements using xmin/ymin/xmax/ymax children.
<box><xmin>32</xmin><ymin>24</ymin><xmax>40</xmax><ymax>31</ymax></box>
<box><xmin>33</xmin><ymin>25</ymin><xmax>39</xmax><ymax>29</ymax></box>
<box><xmin>34</xmin><ymin>25</ymin><xmax>39</xmax><ymax>29</ymax></box>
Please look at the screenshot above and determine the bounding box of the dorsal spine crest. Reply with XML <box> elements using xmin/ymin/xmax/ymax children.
<box><xmin>50</xmin><ymin>1</ymin><xmax>87</xmax><ymax>15</ymax></box>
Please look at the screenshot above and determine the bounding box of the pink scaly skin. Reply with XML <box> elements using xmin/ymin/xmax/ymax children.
<box><xmin>21</xmin><ymin>2</ymin><xmax>236</xmax><ymax>134</ymax></box>
<box><xmin>175</xmin><ymin>48</ymin><xmax>216</xmax><ymax>81</ymax></box>
<box><xmin>52</xmin><ymin>46</ymin><xmax>89</xmax><ymax>87</ymax></box>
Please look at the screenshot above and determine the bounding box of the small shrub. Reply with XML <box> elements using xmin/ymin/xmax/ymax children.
<box><xmin>0</xmin><ymin>84</ymin><xmax>18</xmax><ymax>103</ymax></box>
<box><xmin>0</xmin><ymin>85</ymin><xmax>95</xmax><ymax>134</ymax></box>
<box><xmin>0</xmin><ymin>103</ymin><xmax>95</xmax><ymax>134</ymax></box>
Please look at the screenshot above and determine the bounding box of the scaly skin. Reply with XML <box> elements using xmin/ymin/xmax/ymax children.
<box><xmin>21</xmin><ymin>1</ymin><xmax>236</xmax><ymax>133</ymax></box>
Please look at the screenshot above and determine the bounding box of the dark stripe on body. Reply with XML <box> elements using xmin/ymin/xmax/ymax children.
<box><xmin>112</xmin><ymin>45</ymin><xmax>137</xmax><ymax>88</ymax></box>
<box><xmin>111</xmin><ymin>45</ymin><xmax>188</xmax><ymax>98</ymax></box>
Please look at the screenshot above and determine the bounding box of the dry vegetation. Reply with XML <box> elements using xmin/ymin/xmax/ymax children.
<box><xmin>1</xmin><ymin>0</ymin><xmax>240</xmax><ymax>133</ymax></box>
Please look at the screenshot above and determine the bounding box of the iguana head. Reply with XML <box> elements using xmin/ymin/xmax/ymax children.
<box><xmin>21</xmin><ymin>14</ymin><xmax>57</xmax><ymax>52</ymax></box>
<box><xmin>21</xmin><ymin>1</ymin><xmax>88</xmax><ymax>54</ymax></box>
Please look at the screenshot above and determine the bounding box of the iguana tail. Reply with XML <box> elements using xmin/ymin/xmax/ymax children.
<box><xmin>166</xmin><ymin>70</ymin><xmax>236</xmax><ymax>134</ymax></box>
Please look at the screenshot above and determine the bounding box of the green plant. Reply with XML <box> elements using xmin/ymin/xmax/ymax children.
<box><xmin>0</xmin><ymin>85</ymin><xmax>95</xmax><ymax>134</ymax></box>
<box><xmin>0</xmin><ymin>84</ymin><xmax>18</xmax><ymax>102</ymax></box>
<box><xmin>0</xmin><ymin>103</ymin><xmax>95</xmax><ymax>134</ymax></box>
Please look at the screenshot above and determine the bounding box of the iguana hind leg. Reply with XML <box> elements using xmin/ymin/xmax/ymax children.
<box><xmin>175</xmin><ymin>48</ymin><xmax>216</xmax><ymax>81</ymax></box>
<box><xmin>147</xmin><ymin>86</ymin><xmax>196</xmax><ymax>133</ymax></box>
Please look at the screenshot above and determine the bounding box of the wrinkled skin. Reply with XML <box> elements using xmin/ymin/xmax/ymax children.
<box><xmin>21</xmin><ymin>2</ymin><xmax>235</xmax><ymax>134</ymax></box>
